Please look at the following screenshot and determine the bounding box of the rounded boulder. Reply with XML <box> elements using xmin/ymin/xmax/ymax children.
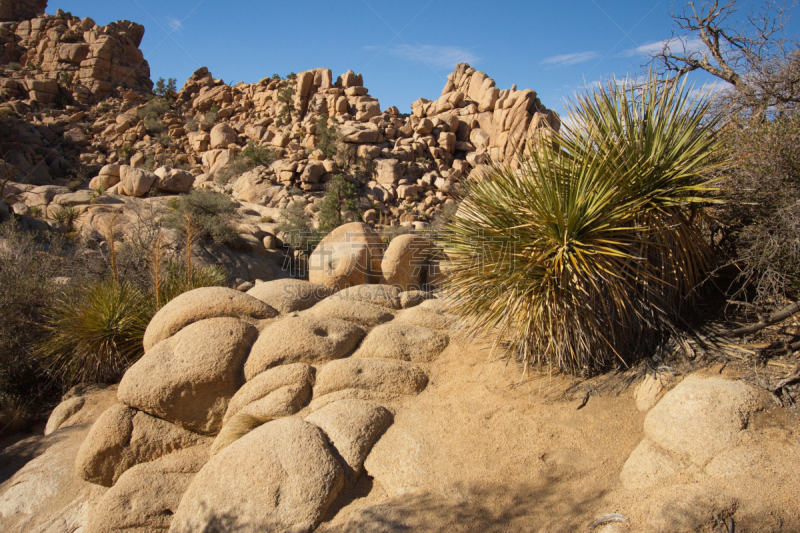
<box><xmin>244</xmin><ymin>315</ymin><xmax>365</xmax><ymax>380</ymax></box>
<box><xmin>119</xmin><ymin>318</ymin><xmax>259</xmax><ymax>435</ymax></box>
<box><xmin>143</xmin><ymin>287</ymin><xmax>277</xmax><ymax>351</ymax></box>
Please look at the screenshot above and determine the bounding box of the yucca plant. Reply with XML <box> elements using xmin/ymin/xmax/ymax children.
<box><xmin>442</xmin><ymin>74</ymin><xmax>728</xmax><ymax>375</ymax></box>
<box><xmin>156</xmin><ymin>262</ymin><xmax>228</xmax><ymax>307</ymax></box>
<box><xmin>35</xmin><ymin>279</ymin><xmax>152</xmax><ymax>385</ymax></box>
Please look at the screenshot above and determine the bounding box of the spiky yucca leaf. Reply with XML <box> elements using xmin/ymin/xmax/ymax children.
<box><xmin>35</xmin><ymin>279</ymin><xmax>151</xmax><ymax>385</ymax></box>
<box><xmin>442</xmin><ymin>74</ymin><xmax>727</xmax><ymax>374</ymax></box>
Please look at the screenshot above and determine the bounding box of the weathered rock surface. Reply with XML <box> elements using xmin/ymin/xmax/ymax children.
<box><xmin>0</xmin><ymin>424</ymin><xmax>104</xmax><ymax>533</ymax></box>
<box><xmin>306</xmin><ymin>298</ymin><xmax>396</xmax><ymax>327</ymax></box>
<box><xmin>142</xmin><ymin>287</ymin><xmax>276</xmax><ymax>351</ymax></box>
<box><xmin>223</xmin><ymin>362</ymin><xmax>314</xmax><ymax>424</ymax></box>
<box><xmin>308</xmin><ymin>223</ymin><xmax>383</xmax><ymax>289</ymax></box>
<box><xmin>394</xmin><ymin>305</ymin><xmax>451</xmax><ymax>331</ymax></box>
<box><xmin>85</xmin><ymin>445</ymin><xmax>209</xmax><ymax>533</ymax></box>
<box><xmin>246</xmin><ymin>278</ymin><xmax>334</xmax><ymax>314</ymax></box>
<box><xmin>118</xmin><ymin>165</ymin><xmax>156</xmax><ymax>197</ymax></box>
<box><xmin>119</xmin><ymin>318</ymin><xmax>258</xmax><ymax>434</ymax></box>
<box><xmin>314</xmin><ymin>357</ymin><xmax>429</xmax><ymax>397</ymax></box>
<box><xmin>75</xmin><ymin>404</ymin><xmax>209</xmax><ymax>487</ymax></box>
<box><xmin>381</xmin><ymin>234</ymin><xmax>435</xmax><ymax>291</ymax></box>
<box><xmin>244</xmin><ymin>315</ymin><xmax>364</xmax><ymax>379</ymax></box>
<box><xmin>354</xmin><ymin>322</ymin><xmax>449</xmax><ymax>362</ymax></box>
<box><xmin>44</xmin><ymin>383</ymin><xmax>118</xmax><ymax>436</ymax></box>
<box><xmin>321</xmin><ymin>283</ymin><xmax>402</xmax><ymax>310</ymax></box>
<box><xmin>643</xmin><ymin>375</ymin><xmax>767</xmax><ymax>465</ymax></box>
<box><xmin>169</xmin><ymin>418</ymin><xmax>344</xmax><ymax>533</ymax></box>
<box><xmin>306</xmin><ymin>399</ymin><xmax>392</xmax><ymax>485</ymax></box>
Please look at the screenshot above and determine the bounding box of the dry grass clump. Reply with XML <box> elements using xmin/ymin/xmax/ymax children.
<box><xmin>443</xmin><ymin>74</ymin><xmax>728</xmax><ymax>375</ymax></box>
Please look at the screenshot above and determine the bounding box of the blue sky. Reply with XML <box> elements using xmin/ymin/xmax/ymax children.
<box><xmin>49</xmin><ymin>1</ymin><xmax>800</xmax><ymax>115</ymax></box>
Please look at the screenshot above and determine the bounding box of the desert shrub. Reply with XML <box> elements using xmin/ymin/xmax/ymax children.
<box><xmin>715</xmin><ymin>113</ymin><xmax>800</xmax><ymax>308</ymax></box>
<box><xmin>58</xmin><ymin>72</ymin><xmax>73</xmax><ymax>87</ymax></box>
<box><xmin>316</xmin><ymin>114</ymin><xmax>339</xmax><ymax>158</ymax></box>
<box><xmin>165</xmin><ymin>189</ymin><xmax>240</xmax><ymax>246</ymax></box>
<box><xmin>156</xmin><ymin>262</ymin><xmax>228</xmax><ymax>305</ymax></box>
<box><xmin>6</xmin><ymin>62</ymin><xmax>21</xmax><ymax>72</ymax></box>
<box><xmin>144</xmin><ymin>116</ymin><xmax>167</xmax><ymax>135</ymax></box>
<box><xmin>157</xmin><ymin>133</ymin><xmax>172</xmax><ymax>148</ymax></box>
<box><xmin>215</xmin><ymin>141</ymin><xmax>275</xmax><ymax>185</ymax></box>
<box><xmin>318</xmin><ymin>174</ymin><xmax>360</xmax><ymax>233</ymax></box>
<box><xmin>53</xmin><ymin>205</ymin><xmax>79</xmax><ymax>232</ymax></box>
<box><xmin>35</xmin><ymin>279</ymin><xmax>151</xmax><ymax>386</ymax></box>
<box><xmin>117</xmin><ymin>143</ymin><xmax>135</xmax><ymax>164</ymax></box>
<box><xmin>0</xmin><ymin>108</ymin><xmax>16</xmax><ymax>118</ymax></box>
<box><xmin>277</xmin><ymin>201</ymin><xmax>321</xmax><ymax>253</ymax></box>
<box><xmin>276</xmin><ymin>85</ymin><xmax>296</xmax><ymax>125</ymax></box>
<box><xmin>443</xmin><ymin>74</ymin><xmax>726</xmax><ymax>375</ymax></box>
<box><xmin>241</xmin><ymin>141</ymin><xmax>276</xmax><ymax>167</ymax></box>
<box><xmin>137</xmin><ymin>98</ymin><xmax>171</xmax><ymax>122</ymax></box>
<box><xmin>0</xmin><ymin>222</ymin><xmax>99</xmax><ymax>433</ymax></box>
<box><xmin>154</xmin><ymin>77</ymin><xmax>178</xmax><ymax>99</ymax></box>
<box><xmin>28</xmin><ymin>205</ymin><xmax>42</xmax><ymax>218</ymax></box>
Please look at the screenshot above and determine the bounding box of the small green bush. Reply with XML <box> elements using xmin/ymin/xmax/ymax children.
<box><xmin>154</xmin><ymin>77</ymin><xmax>178</xmax><ymax>99</ymax></box>
<box><xmin>117</xmin><ymin>144</ymin><xmax>135</xmax><ymax>164</ymax></box>
<box><xmin>277</xmin><ymin>85</ymin><xmax>296</xmax><ymax>124</ymax></box>
<box><xmin>318</xmin><ymin>174</ymin><xmax>360</xmax><ymax>234</ymax></box>
<box><xmin>144</xmin><ymin>116</ymin><xmax>167</xmax><ymax>135</ymax></box>
<box><xmin>28</xmin><ymin>206</ymin><xmax>42</xmax><ymax>218</ymax></box>
<box><xmin>157</xmin><ymin>262</ymin><xmax>228</xmax><ymax>305</ymax></box>
<box><xmin>215</xmin><ymin>141</ymin><xmax>275</xmax><ymax>185</ymax></box>
<box><xmin>165</xmin><ymin>190</ymin><xmax>240</xmax><ymax>246</ymax></box>
<box><xmin>137</xmin><ymin>98</ymin><xmax>171</xmax><ymax>122</ymax></box>
<box><xmin>316</xmin><ymin>114</ymin><xmax>339</xmax><ymax>158</ymax></box>
<box><xmin>53</xmin><ymin>206</ymin><xmax>79</xmax><ymax>232</ymax></box>
<box><xmin>6</xmin><ymin>62</ymin><xmax>22</xmax><ymax>72</ymax></box>
<box><xmin>277</xmin><ymin>201</ymin><xmax>321</xmax><ymax>254</ymax></box>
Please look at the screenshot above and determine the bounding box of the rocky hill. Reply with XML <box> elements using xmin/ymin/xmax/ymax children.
<box><xmin>1</xmin><ymin>276</ymin><xmax>799</xmax><ymax>532</ymax></box>
<box><xmin>0</xmin><ymin>0</ymin><xmax>560</xmax><ymax>247</ymax></box>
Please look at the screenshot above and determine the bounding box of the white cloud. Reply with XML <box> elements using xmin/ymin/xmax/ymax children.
<box><xmin>167</xmin><ymin>17</ymin><xmax>183</xmax><ymax>33</ymax></box>
<box><xmin>542</xmin><ymin>51</ymin><xmax>599</xmax><ymax>66</ymax></box>
<box><xmin>387</xmin><ymin>44</ymin><xmax>479</xmax><ymax>70</ymax></box>
<box><xmin>625</xmin><ymin>37</ymin><xmax>706</xmax><ymax>57</ymax></box>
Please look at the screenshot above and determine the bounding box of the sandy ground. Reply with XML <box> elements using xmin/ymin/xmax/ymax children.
<box><xmin>318</xmin><ymin>338</ymin><xmax>648</xmax><ymax>532</ymax></box>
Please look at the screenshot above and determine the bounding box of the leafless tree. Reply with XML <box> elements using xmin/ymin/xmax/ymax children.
<box><xmin>651</xmin><ymin>0</ymin><xmax>799</xmax><ymax>117</ymax></box>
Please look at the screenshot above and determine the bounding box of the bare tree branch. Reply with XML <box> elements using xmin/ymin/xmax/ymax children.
<box><xmin>651</xmin><ymin>1</ymin><xmax>800</xmax><ymax>117</ymax></box>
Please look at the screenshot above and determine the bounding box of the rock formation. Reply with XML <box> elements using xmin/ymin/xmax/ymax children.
<box><xmin>0</xmin><ymin>0</ymin><xmax>151</xmax><ymax>104</ymax></box>
<box><xmin>58</xmin><ymin>278</ymin><xmax>451</xmax><ymax>532</ymax></box>
<box><xmin>0</xmin><ymin>0</ymin><xmax>45</xmax><ymax>23</ymax></box>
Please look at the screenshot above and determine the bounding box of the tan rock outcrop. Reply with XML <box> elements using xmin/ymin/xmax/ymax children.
<box><xmin>75</xmin><ymin>404</ymin><xmax>209</xmax><ymax>487</ymax></box>
<box><xmin>169</xmin><ymin>418</ymin><xmax>344</xmax><ymax>533</ymax></box>
<box><xmin>223</xmin><ymin>363</ymin><xmax>314</xmax><ymax>424</ymax></box>
<box><xmin>246</xmin><ymin>278</ymin><xmax>334</xmax><ymax>314</ymax></box>
<box><xmin>308</xmin><ymin>222</ymin><xmax>384</xmax><ymax>290</ymax></box>
<box><xmin>118</xmin><ymin>318</ymin><xmax>259</xmax><ymax>435</ymax></box>
<box><xmin>306</xmin><ymin>399</ymin><xmax>392</xmax><ymax>485</ymax></box>
<box><xmin>354</xmin><ymin>322</ymin><xmax>449</xmax><ymax>363</ymax></box>
<box><xmin>380</xmin><ymin>234</ymin><xmax>435</xmax><ymax>291</ymax></box>
<box><xmin>142</xmin><ymin>287</ymin><xmax>277</xmax><ymax>351</ymax></box>
<box><xmin>306</xmin><ymin>298</ymin><xmax>395</xmax><ymax>327</ymax></box>
<box><xmin>85</xmin><ymin>445</ymin><xmax>210</xmax><ymax>533</ymax></box>
<box><xmin>314</xmin><ymin>357</ymin><xmax>429</xmax><ymax>397</ymax></box>
<box><xmin>243</xmin><ymin>315</ymin><xmax>364</xmax><ymax>379</ymax></box>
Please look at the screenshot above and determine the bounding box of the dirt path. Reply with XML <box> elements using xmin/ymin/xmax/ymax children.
<box><xmin>319</xmin><ymin>339</ymin><xmax>646</xmax><ymax>532</ymax></box>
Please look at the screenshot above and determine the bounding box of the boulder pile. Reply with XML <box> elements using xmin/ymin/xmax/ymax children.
<box><xmin>0</xmin><ymin>0</ymin><xmax>152</xmax><ymax>104</ymax></box>
<box><xmin>65</xmin><ymin>277</ymin><xmax>450</xmax><ymax>532</ymax></box>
